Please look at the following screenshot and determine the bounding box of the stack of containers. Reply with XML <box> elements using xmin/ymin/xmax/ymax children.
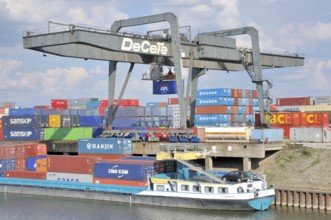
<box><xmin>1</xmin><ymin>108</ymin><xmax>45</xmax><ymax>141</ymax></box>
<box><xmin>194</xmin><ymin>88</ymin><xmax>258</xmax><ymax>127</ymax></box>
<box><xmin>0</xmin><ymin>118</ymin><xmax>2</xmax><ymax>140</ymax></box>
<box><xmin>167</xmin><ymin>97</ymin><xmax>190</xmax><ymax>128</ymax></box>
<box><xmin>255</xmin><ymin>112</ymin><xmax>329</xmax><ymax>138</ymax></box>
<box><xmin>1</xmin><ymin>143</ymin><xmax>47</xmax><ymax>179</ymax></box>
<box><xmin>46</xmin><ymin>155</ymin><xmax>95</xmax><ymax>183</ymax></box>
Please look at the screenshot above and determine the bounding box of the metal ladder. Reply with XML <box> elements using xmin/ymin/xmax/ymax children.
<box><xmin>177</xmin><ymin>160</ymin><xmax>225</xmax><ymax>183</ymax></box>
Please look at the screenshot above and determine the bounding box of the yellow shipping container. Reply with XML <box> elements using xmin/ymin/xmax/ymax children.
<box><xmin>49</xmin><ymin>114</ymin><xmax>61</xmax><ymax>128</ymax></box>
<box><xmin>36</xmin><ymin>158</ymin><xmax>47</xmax><ymax>172</ymax></box>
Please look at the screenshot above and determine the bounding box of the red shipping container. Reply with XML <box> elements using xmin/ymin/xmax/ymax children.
<box><xmin>272</xmin><ymin>125</ymin><xmax>290</xmax><ymax>139</ymax></box>
<box><xmin>270</xmin><ymin>104</ymin><xmax>277</xmax><ymax>110</ymax></box>
<box><xmin>47</xmin><ymin>155</ymin><xmax>95</xmax><ymax>174</ymax></box>
<box><xmin>231</xmin><ymin>106</ymin><xmax>238</xmax><ymax>114</ymax></box>
<box><xmin>100</xmin><ymin>99</ymin><xmax>108</xmax><ymax>107</ymax></box>
<box><xmin>51</xmin><ymin>99</ymin><xmax>68</xmax><ymax>109</ymax></box>
<box><xmin>300</xmin><ymin>112</ymin><xmax>329</xmax><ymax>127</ymax></box>
<box><xmin>15</xmin><ymin>158</ymin><xmax>26</xmax><ymax>171</ymax></box>
<box><xmin>0</xmin><ymin>129</ymin><xmax>2</xmax><ymax>140</ymax></box>
<box><xmin>24</xmin><ymin>143</ymin><xmax>47</xmax><ymax>157</ymax></box>
<box><xmin>93</xmin><ymin>177</ymin><xmax>147</xmax><ymax>187</ymax></box>
<box><xmin>252</xmin><ymin>90</ymin><xmax>258</xmax><ymax>98</ymax></box>
<box><xmin>276</xmin><ymin>97</ymin><xmax>311</xmax><ymax>106</ymax></box>
<box><xmin>0</xmin><ymin>108</ymin><xmax>5</xmax><ymax>115</ymax></box>
<box><xmin>5</xmin><ymin>171</ymin><xmax>46</xmax><ymax>180</ymax></box>
<box><xmin>269</xmin><ymin>112</ymin><xmax>295</xmax><ymax>126</ymax></box>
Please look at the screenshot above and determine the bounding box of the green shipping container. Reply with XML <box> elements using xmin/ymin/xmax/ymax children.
<box><xmin>44</xmin><ymin>127</ymin><xmax>94</xmax><ymax>141</ymax></box>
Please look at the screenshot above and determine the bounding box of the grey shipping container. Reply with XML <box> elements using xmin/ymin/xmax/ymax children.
<box><xmin>289</xmin><ymin>127</ymin><xmax>329</xmax><ymax>143</ymax></box>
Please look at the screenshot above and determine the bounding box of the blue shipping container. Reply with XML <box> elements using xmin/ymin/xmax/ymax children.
<box><xmin>93</xmin><ymin>162</ymin><xmax>154</xmax><ymax>181</ymax></box>
<box><xmin>194</xmin><ymin>114</ymin><xmax>223</xmax><ymax>123</ymax></box>
<box><xmin>79</xmin><ymin>116</ymin><xmax>104</xmax><ymax>127</ymax></box>
<box><xmin>0</xmin><ymin>159</ymin><xmax>16</xmax><ymax>174</ymax></box>
<box><xmin>2</xmin><ymin>128</ymin><xmax>43</xmax><ymax>141</ymax></box>
<box><xmin>153</xmin><ymin>80</ymin><xmax>177</xmax><ymax>95</ymax></box>
<box><xmin>78</xmin><ymin>138</ymin><xmax>132</xmax><ymax>154</ymax></box>
<box><xmin>196</xmin><ymin>88</ymin><xmax>224</xmax><ymax>98</ymax></box>
<box><xmin>196</xmin><ymin>97</ymin><xmax>224</xmax><ymax>106</ymax></box>
<box><xmin>9</xmin><ymin>108</ymin><xmax>41</xmax><ymax>116</ymax></box>
<box><xmin>251</xmin><ymin>129</ymin><xmax>284</xmax><ymax>143</ymax></box>
<box><xmin>1</xmin><ymin>115</ymin><xmax>42</xmax><ymax>128</ymax></box>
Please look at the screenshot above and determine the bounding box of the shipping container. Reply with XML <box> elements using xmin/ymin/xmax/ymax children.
<box><xmin>250</xmin><ymin>128</ymin><xmax>284</xmax><ymax>143</ymax></box>
<box><xmin>47</xmin><ymin>172</ymin><xmax>93</xmax><ymax>183</ymax></box>
<box><xmin>36</xmin><ymin>158</ymin><xmax>47</xmax><ymax>172</ymax></box>
<box><xmin>93</xmin><ymin>177</ymin><xmax>147</xmax><ymax>187</ymax></box>
<box><xmin>300</xmin><ymin>112</ymin><xmax>329</xmax><ymax>127</ymax></box>
<box><xmin>93</xmin><ymin>162</ymin><xmax>155</xmax><ymax>181</ymax></box>
<box><xmin>5</xmin><ymin>170</ymin><xmax>46</xmax><ymax>180</ymax></box>
<box><xmin>153</xmin><ymin>80</ymin><xmax>177</xmax><ymax>95</ymax></box>
<box><xmin>196</xmin><ymin>97</ymin><xmax>224</xmax><ymax>106</ymax></box>
<box><xmin>61</xmin><ymin>115</ymin><xmax>80</xmax><ymax>127</ymax></box>
<box><xmin>0</xmin><ymin>101</ymin><xmax>15</xmax><ymax>108</ymax></box>
<box><xmin>195</xmin><ymin>106</ymin><xmax>227</xmax><ymax>114</ymax></box>
<box><xmin>49</xmin><ymin>114</ymin><xmax>61</xmax><ymax>128</ymax></box>
<box><xmin>78</xmin><ymin>138</ymin><xmax>132</xmax><ymax>155</ymax></box>
<box><xmin>276</xmin><ymin>97</ymin><xmax>311</xmax><ymax>106</ymax></box>
<box><xmin>51</xmin><ymin>99</ymin><xmax>68</xmax><ymax>109</ymax></box>
<box><xmin>1</xmin><ymin>115</ymin><xmax>42</xmax><ymax>128</ymax></box>
<box><xmin>26</xmin><ymin>156</ymin><xmax>47</xmax><ymax>171</ymax></box>
<box><xmin>78</xmin><ymin>153</ymin><xmax>130</xmax><ymax>160</ymax></box>
<box><xmin>43</xmin><ymin>127</ymin><xmax>103</xmax><ymax>140</ymax></box>
<box><xmin>9</xmin><ymin>108</ymin><xmax>42</xmax><ymax>116</ymax></box>
<box><xmin>47</xmin><ymin>155</ymin><xmax>95</xmax><ymax>174</ymax></box>
<box><xmin>79</xmin><ymin>116</ymin><xmax>104</xmax><ymax>127</ymax></box>
<box><xmin>312</xmin><ymin>96</ymin><xmax>331</xmax><ymax>105</ymax></box>
<box><xmin>2</xmin><ymin>128</ymin><xmax>43</xmax><ymax>141</ymax></box>
<box><xmin>290</xmin><ymin>127</ymin><xmax>324</xmax><ymax>143</ymax></box>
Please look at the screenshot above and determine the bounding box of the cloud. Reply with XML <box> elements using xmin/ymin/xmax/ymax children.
<box><xmin>0</xmin><ymin>59</ymin><xmax>22</xmax><ymax>89</ymax></box>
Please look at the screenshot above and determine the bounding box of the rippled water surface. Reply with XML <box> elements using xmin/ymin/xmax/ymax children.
<box><xmin>0</xmin><ymin>193</ymin><xmax>329</xmax><ymax>220</ymax></box>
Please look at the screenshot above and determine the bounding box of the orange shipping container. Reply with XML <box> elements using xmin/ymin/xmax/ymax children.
<box><xmin>36</xmin><ymin>158</ymin><xmax>47</xmax><ymax>172</ymax></box>
<box><xmin>195</xmin><ymin>106</ymin><xmax>227</xmax><ymax>114</ymax></box>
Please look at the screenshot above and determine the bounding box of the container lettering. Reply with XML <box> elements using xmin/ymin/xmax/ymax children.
<box><xmin>121</xmin><ymin>38</ymin><xmax>168</xmax><ymax>55</ymax></box>
<box><xmin>57</xmin><ymin>178</ymin><xmax>79</xmax><ymax>182</ymax></box>
<box><xmin>10</xmin><ymin>131</ymin><xmax>32</xmax><ymax>137</ymax></box>
<box><xmin>9</xmin><ymin>118</ymin><xmax>32</xmax><ymax>124</ymax></box>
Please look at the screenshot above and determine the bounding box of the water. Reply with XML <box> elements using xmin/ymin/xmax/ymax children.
<box><xmin>0</xmin><ymin>193</ymin><xmax>329</xmax><ymax>220</ymax></box>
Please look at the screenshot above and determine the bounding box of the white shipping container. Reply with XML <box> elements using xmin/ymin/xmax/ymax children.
<box><xmin>312</xmin><ymin>96</ymin><xmax>331</xmax><ymax>105</ymax></box>
<box><xmin>290</xmin><ymin>127</ymin><xmax>325</xmax><ymax>143</ymax></box>
<box><xmin>46</xmin><ymin>172</ymin><xmax>93</xmax><ymax>183</ymax></box>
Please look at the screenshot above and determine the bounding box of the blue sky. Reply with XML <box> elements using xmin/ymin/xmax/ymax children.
<box><xmin>1</xmin><ymin>0</ymin><xmax>331</xmax><ymax>107</ymax></box>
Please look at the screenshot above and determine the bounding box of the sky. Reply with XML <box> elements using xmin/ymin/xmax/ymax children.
<box><xmin>1</xmin><ymin>0</ymin><xmax>331</xmax><ymax>107</ymax></box>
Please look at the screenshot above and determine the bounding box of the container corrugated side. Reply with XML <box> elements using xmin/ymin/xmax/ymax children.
<box><xmin>1</xmin><ymin>115</ymin><xmax>42</xmax><ymax>128</ymax></box>
<box><xmin>2</xmin><ymin>128</ymin><xmax>43</xmax><ymax>141</ymax></box>
<box><xmin>78</xmin><ymin>138</ymin><xmax>132</xmax><ymax>154</ymax></box>
<box><xmin>79</xmin><ymin>116</ymin><xmax>104</xmax><ymax>127</ymax></box>
<box><xmin>46</xmin><ymin>172</ymin><xmax>93</xmax><ymax>183</ymax></box>
<box><xmin>251</xmin><ymin>128</ymin><xmax>284</xmax><ymax>142</ymax></box>
<box><xmin>43</xmin><ymin>127</ymin><xmax>102</xmax><ymax>140</ymax></box>
<box><xmin>290</xmin><ymin>127</ymin><xmax>324</xmax><ymax>143</ymax></box>
<box><xmin>5</xmin><ymin>170</ymin><xmax>46</xmax><ymax>179</ymax></box>
<box><xmin>47</xmin><ymin>155</ymin><xmax>95</xmax><ymax>174</ymax></box>
<box><xmin>93</xmin><ymin>162</ymin><xmax>154</xmax><ymax>181</ymax></box>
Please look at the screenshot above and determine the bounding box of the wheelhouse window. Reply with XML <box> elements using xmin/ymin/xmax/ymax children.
<box><xmin>193</xmin><ymin>185</ymin><xmax>201</xmax><ymax>192</ymax></box>
<box><xmin>218</xmin><ymin>187</ymin><xmax>228</xmax><ymax>194</ymax></box>
<box><xmin>204</xmin><ymin>186</ymin><xmax>214</xmax><ymax>193</ymax></box>
<box><xmin>156</xmin><ymin>185</ymin><xmax>165</xmax><ymax>191</ymax></box>
<box><xmin>181</xmin><ymin>184</ymin><xmax>190</xmax><ymax>192</ymax></box>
